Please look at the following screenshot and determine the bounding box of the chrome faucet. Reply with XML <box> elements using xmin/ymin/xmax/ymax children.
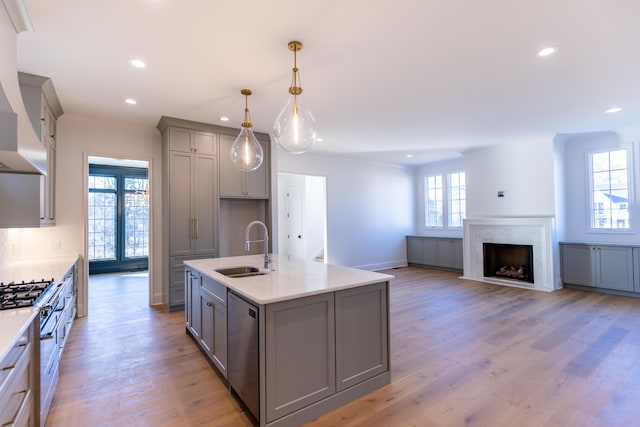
<box><xmin>245</xmin><ymin>220</ymin><xmax>271</xmax><ymax>269</ymax></box>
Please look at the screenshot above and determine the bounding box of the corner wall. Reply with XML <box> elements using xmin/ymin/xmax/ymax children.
<box><xmin>277</xmin><ymin>151</ymin><xmax>414</xmax><ymax>270</ymax></box>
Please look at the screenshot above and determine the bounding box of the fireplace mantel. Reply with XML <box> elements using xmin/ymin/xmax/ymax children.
<box><xmin>462</xmin><ymin>217</ymin><xmax>559</xmax><ymax>292</ymax></box>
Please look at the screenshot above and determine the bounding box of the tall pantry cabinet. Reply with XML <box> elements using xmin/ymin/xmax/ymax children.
<box><xmin>157</xmin><ymin>117</ymin><xmax>271</xmax><ymax>311</ymax></box>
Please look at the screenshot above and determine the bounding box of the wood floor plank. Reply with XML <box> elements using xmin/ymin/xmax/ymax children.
<box><xmin>46</xmin><ymin>267</ymin><xmax>640</xmax><ymax>426</ymax></box>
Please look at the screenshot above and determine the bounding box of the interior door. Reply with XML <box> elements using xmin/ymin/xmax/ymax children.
<box><xmin>286</xmin><ymin>183</ymin><xmax>304</xmax><ymax>258</ymax></box>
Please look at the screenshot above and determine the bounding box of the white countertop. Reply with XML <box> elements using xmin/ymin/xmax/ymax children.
<box><xmin>0</xmin><ymin>255</ymin><xmax>79</xmax><ymax>284</ymax></box>
<box><xmin>0</xmin><ymin>255</ymin><xmax>78</xmax><ymax>363</ymax></box>
<box><xmin>184</xmin><ymin>254</ymin><xmax>394</xmax><ymax>304</ymax></box>
<box><xmin>0</xmin><ymin>307</ymin><xmax>38</xmax><ymax>363</ymax></box>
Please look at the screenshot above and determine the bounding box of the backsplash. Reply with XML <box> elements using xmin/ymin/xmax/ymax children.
<box><xmin>0</xmin><ymin>227</ymin><xmax>67</xmax><ymax>270</ymax></box>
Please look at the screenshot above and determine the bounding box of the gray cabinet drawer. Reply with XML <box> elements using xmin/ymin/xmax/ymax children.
<box><xmin>201</xmin><ymin>276</ymin><xmax>226</xmax><ymax>305</ymax></box>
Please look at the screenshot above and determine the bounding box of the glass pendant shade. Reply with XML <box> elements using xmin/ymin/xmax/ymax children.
<box><xmin>274</xmin><ymin>94</ymin><xmax>317</xmax><ymax>154</ymax></box>
<box><xmin>230</xmin><ymin>88</ymin><xmax>264</xmax><ymax>172</ymax></box>
<box><xmin>230</xmin><ymin>126</ymin><xmax>263</xmax><ymax>172</ymax></box>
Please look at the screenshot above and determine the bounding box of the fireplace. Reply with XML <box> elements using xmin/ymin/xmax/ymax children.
<box><xmin>462</xmin><ymin>217</ymin><xmax>558</xmax><ymax>292</ymax></box>
<box><xmin>483</xmin><ymin>243</ymin><xmax>534</xmax><ymax>284</ymax></box>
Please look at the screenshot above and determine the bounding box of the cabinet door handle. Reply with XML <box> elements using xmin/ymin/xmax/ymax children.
<box><xmin>206</xmin><ymin>301</ymin><xmax>213</xmax><ymax>307</ymax></box>
<box><xmin>194</xmin><ymin>218</ymin><xmax>198</xmax><ymax>240</ymax></box>
<box><xmin>190</xmin><ymin>218</ymin><xmax>195</xmax><ymax>239</ymax></box>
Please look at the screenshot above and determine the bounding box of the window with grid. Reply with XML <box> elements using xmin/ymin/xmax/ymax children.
<box><xmin>425</xmin><ymin>175</ymin><xmax>443</xmax><ymax>227</ymax></box>
<box><xmin>589</xmin><ymin>147</ymin><xmax>631</xmax><ymax>231</ymax></box>
<box><xmin>124</xmin><ymin>177</ymin><xmax>149</xmax><ymax>258</ymax></box>
<box><xmin>88</xmin><ymin>175</ymin><xmax>117</xmax><ymax>261</ymax></box>
<box><xmin>448</xmin><ymin>171</ymin><xmax>466</xmax><ymax>228</ymax></box>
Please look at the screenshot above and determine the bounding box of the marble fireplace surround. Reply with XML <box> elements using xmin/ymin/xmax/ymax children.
<box><xmin>462</xmin><ymin>217</ymin><xmax>558</xmax><ymax>292</ymax></box>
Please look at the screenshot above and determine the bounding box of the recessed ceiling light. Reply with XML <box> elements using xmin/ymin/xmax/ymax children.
<box><xmin>605</xmin><ymin>107</ymin><xmax>622</xmax><ymax>114</ymax></box>
<box><xmin>406</xmin><ymin>154</ymin><xmax>413</xmax><ymax>158</ymax></box>
<box><xmin>129</xmin><ymin>59</ymin><xmax>146</xmax><ymax>68</ymax></box>
<box><xmin>125</xmin><ymin>98</ymin><xmax>137</xmax><ymax>105</ymax></box>
<box><xmin>317</xmin><ymin>138</ymin><xmax>323</xmax><ymax>142</ymax></box>
<box><xmin>537</xmin><ymin>46</ymin><xmax>558</xmax><ymax>57</ymax></box>
<box><xmin>220</xmin><ymin>116</ymin><xmax>229</xmax><ymax>122</ymax></box>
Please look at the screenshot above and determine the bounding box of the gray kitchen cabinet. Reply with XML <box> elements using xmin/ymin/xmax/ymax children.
<box><xmin>185</xmin><ymin>269</ymin><xmax>201</xmax><ymax>339</ymax></box>
<box><xmin>169</xmin><ymin>126</ymin><xmax>217</xmax><ymax>155</ymax></box>
<box><xmin>406</xmin><ymin>236</ymin><xmax>463</xmax><ymax>272</ymax></box>
<box><xmin>335</xmin><ymin>282</ymin><xmax>388</xmax><ymax>392</ymax></box>
<box><xmin>0</xmin><ymin>314</ymin><xmax>38</xmax><ymax>427</ymax></box>
<box><xmin>634</xmin><ymin>248</ymin><xmax>640</xmax><ymax>293</ymax></box>
<box><xmin>161</xmin><ymin>121</ymin><xmax>218</xmax><ymax>311</ymax></box>
<box><xmin>168</xmin><ymin>150</ymin><xmax>218</xmax><ymax>257</ymax></box>
<box><xmin>561</xmin><ymin>243</ymin><xmax>634</xmax><ymax>292</ymax></box>
<box><xmin>185</xmin><ymin>272</ymin><xmax>227</xmax><ymax>378</ymax></box>
<box><xmin>265</xmin><ymin>292</ymin><xmax>336</xmax><ymax>422</ymax></box>
<box><xmin>199</xmin><ymin>286</ymin><xmax>227</xmax><ymax>377</ymax></box>
<box><xmin>18</xmin><ymin>72</ymin><xmax>63</xmax><ymax>226</ymax></box>
<box><xmin>219</xmin><ymin>133</ymin><xmax>270</xmax><ymax>199</ymax></box>
<box><xmin>200</xmin><ymin>276</ymin><xmax>227</xmax><ymax>376</ymax></box>
<box><xmin>406</xmin><ymin>237</ymin><xmax>424</xmax><ymax>264</ymax></box>
<box><xmin>436</xmin><ymin>238</ymin><xmax>463</xmax><ymax>270</ymax></box>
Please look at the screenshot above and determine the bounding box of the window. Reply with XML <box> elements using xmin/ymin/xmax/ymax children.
<box><xmin>89</xmin><ymin>165</ymin><xmax>149</xmax><ymax>273</ymax></box>
<box><xmin>424</xmin><ymin>170</ymin><xmax>466</xmax><ymax>229</ymax></box>
<box><xmin>589</xmin><ymin>148</ymin><xmax>631</xmax><ymax>231</ymax></box>
<box><xmin>425</xmin><ymin>175</ymin><xmax>443</xmax><ymax>227</ymax></box>
<box><xmin>448</xmin><ymin>171</ymin><xmax>466</xmax><ymax>228</ymax></box>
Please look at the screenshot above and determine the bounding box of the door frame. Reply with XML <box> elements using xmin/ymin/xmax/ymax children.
<box><xmin>81</xmin><ymin>153</ymin><xmax>155</xmax><ymax>316</ymax></box>
<box><xmin>277</xmin><ymin>172</ymin><xmax>328</xmax><ymax>262</ymax></box>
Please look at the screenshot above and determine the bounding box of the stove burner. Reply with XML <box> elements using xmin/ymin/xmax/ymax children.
<box><xmin>0</xmin><ymin>279</ymin><xmax>55</xmax><ymax>310</ymax></box>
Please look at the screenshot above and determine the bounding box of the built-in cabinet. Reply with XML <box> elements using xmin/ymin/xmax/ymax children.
<box><xmin>407</xmin><ymin>236</ymin><xmax>463</xmax><ymax>271</ymax></box>
<box><xmin>184</xmin><ymin>270</ymin><xmax>227</xmax><ymax>377</ymax></box>
<box><xmin>18</xmin><ymin>72</ymin><xmax>64</xmax><ymax>226</ymax></box>
<box><xmin>0</xmin><ymin>314</ymin><xmax>38</xmax><ymax>427</ymax></box>
<box><xmin>184</xmin><ymin>264</ymin><xmax>390</xmax><ymax>427</ymax></box>
<box><xmin>40</xmin><ymin>261</ymin><xmax>77</xmax><ymax>426</ymax></box>
<box><xmin>161</xmin><ymin>123</ymin><xmax>219</xmax><ymax>311</ymax></box>
<box><xmin>264</xmin><ymin>283</ymin><xmax>388</xmax><ymax>424</ymax></box>
<box><xmin>157</xmin><ymin>116</ymin><xmax>272</xmax><ymax>311</ymax></box>
<box><xmin>219</xmin><ymin>133</ymin><xmax>269</xmax><ymax>198</ymax></box>
<box><xmin>560</xmin><ymin>243</ymin><xmax>635</xmax><ymax>293</ymax></box>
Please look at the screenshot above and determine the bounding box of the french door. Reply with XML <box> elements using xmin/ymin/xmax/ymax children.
<box><xmin>88</xmin><ymin>165</ymin><xmax>149</xmax><ymax>274</ymax></box>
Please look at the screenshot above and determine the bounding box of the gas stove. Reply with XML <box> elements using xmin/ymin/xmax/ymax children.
<box><xmin>0</xmin><ymin>279</ymin><xmax>56</xmax><ymax>310</ymax></box>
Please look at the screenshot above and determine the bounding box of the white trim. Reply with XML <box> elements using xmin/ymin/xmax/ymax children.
<box><xmin>586</xmin><ymin>143</ymin><xmax>634</xmax><ymax>233</ymax></box>
<box><xmin>81</xmin><ymin>151</ymin><xmax>155</xmax><ymax>317</ymax></box>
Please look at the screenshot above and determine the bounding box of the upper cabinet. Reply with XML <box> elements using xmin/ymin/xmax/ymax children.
<box><xmin>219</xmin><ymin>133</ymin><xmax>270</xmax><ymax>199</ymax></box>
<box><xmin>18</xmin><ymin>72</ymin><xmax>64</xmax><ymax>226</ymax></box>
<box><xmin>169</xmin><ymin>127</ymin><xmax>217</xmax><ymax>155</ymax></box>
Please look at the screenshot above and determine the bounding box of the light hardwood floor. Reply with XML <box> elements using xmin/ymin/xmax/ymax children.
<box><xmin>46</xmin><ymin>267</ymin><xmax>640</xmax><ymax>426</ymax></box>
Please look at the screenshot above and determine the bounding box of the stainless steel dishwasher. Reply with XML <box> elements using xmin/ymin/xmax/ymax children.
<box><xmin>227</xmin><ymin>291</ymin><xmax>260</xmax><ymax>420</ymax></box>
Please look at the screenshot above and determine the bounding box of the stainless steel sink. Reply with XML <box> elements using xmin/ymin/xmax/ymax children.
<box><xmin>215</xmin><ymin>266</ymin><xmax>267</xmax><ymax>278</ymax></box>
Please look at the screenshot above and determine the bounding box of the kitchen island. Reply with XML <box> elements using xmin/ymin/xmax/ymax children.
<box><xmin>184</xmin><ymin>254</ymin><xmax>393</xmax><ymax>427</ymax></box>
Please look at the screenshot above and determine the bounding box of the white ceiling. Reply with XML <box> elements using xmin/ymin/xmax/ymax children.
<box><xmin>15</xmin><ymin>0</ymin><xmax>640</xmax><ymax>165</ymax></box>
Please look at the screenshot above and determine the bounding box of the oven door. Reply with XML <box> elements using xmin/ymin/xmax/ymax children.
<box><xmin>40</xmin><ymin>296</ymin><xmax>64</xmax><ymax>420</ymax></box>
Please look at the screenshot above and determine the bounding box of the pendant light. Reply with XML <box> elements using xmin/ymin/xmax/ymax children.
<box><xmin>273</xmin><ymin>41</ymin><xmax>318</xmax><ymax>154</ymax></box>
<box><xmin>230</xmin><ymin>89</ymin><xmax>264</xmax><ymax>172</ymax></box>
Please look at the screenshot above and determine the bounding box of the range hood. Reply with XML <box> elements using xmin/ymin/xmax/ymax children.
<box><xmin>0</xmin><ymin>0</ymin><xmax>47</xmax><ymax>175</ymax></box>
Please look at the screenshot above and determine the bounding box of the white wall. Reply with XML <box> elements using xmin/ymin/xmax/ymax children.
<box><xmin>562</xmin><ymin>131</ymin><xmax>640</xmax><ymax>244</ymax></box>
<box><xmin>414</xmin><ymin>157</ymin><xmax>464</xmax><ymax>237</ymax></box>
<box><xmin>465</xmin><ymin>140</ymin><xmax>556</xmax><ymax>217</ymax></box>
<box><xmin>277</xmin><ymin>151</ymin><xmax>413</xmax><ymax>270</ymax></box>
<box><xmin>10</xmin><ymin>114</ymin><xmax>163</xmax><ymax>314</ymax></box>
